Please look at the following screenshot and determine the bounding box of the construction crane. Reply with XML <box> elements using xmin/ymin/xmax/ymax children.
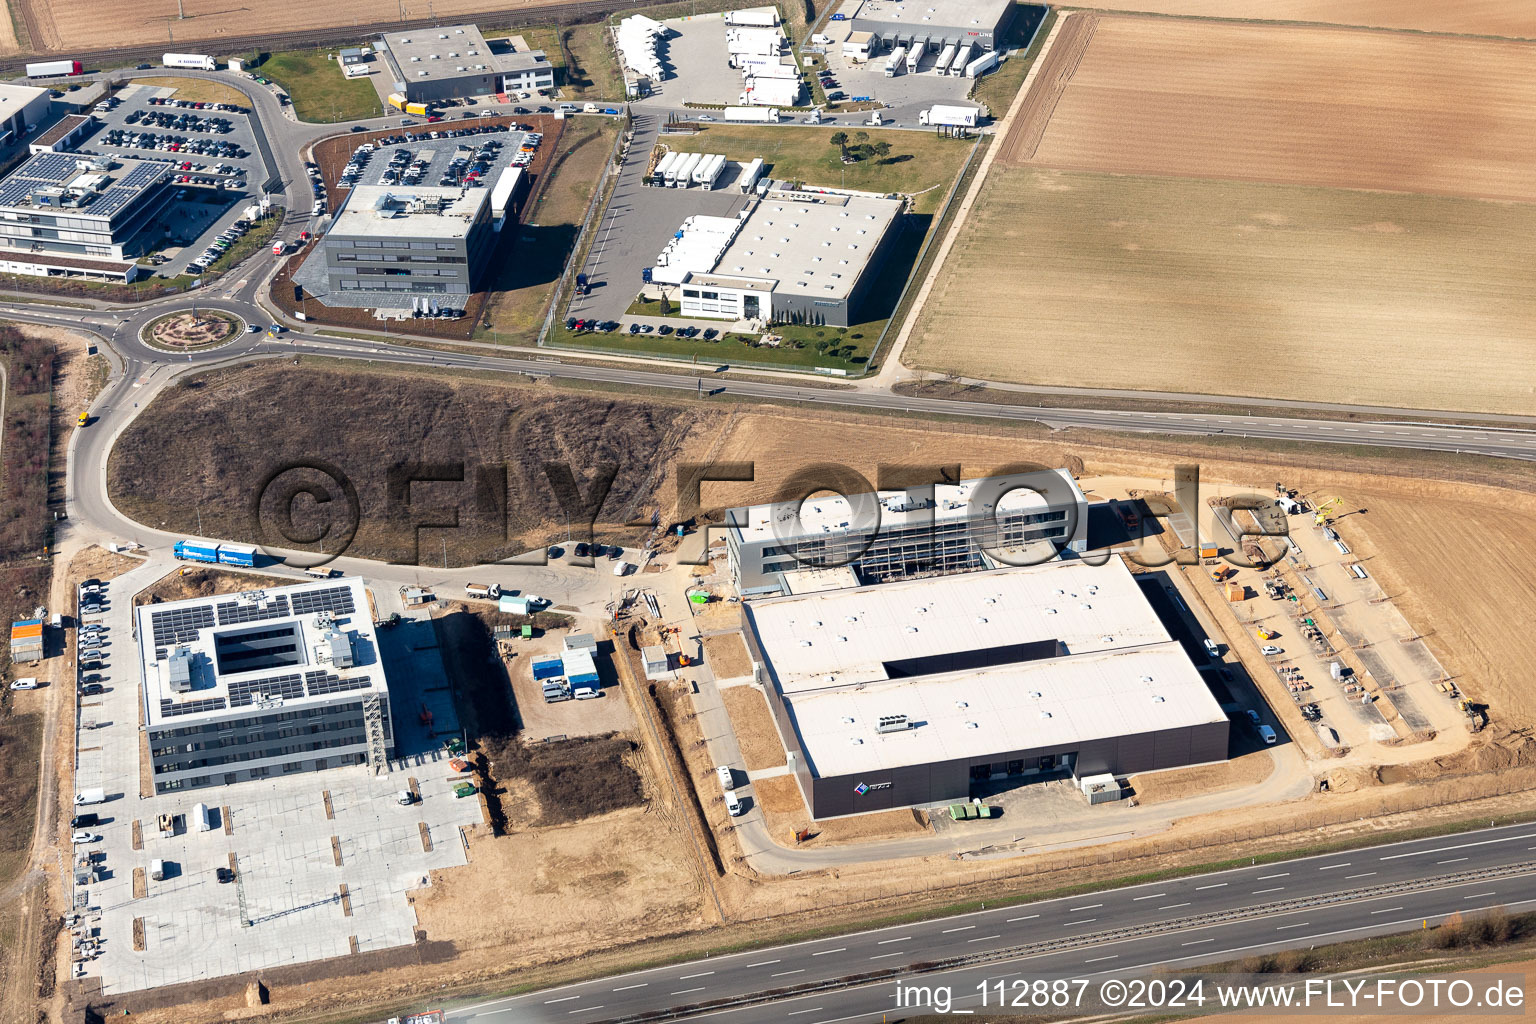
<box><xmin>1313</xmin><ymin>496</ymin><xmax>1344</xmax><ymax>527</ymax></box>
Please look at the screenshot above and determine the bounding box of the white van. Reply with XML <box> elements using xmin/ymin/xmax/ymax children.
<box><xmin>150</xmin><ymin>859</ymin><xmax>166</xmax><ymax>881</ymax></box>
<box><xmin>716</xmin><ymin>766</ymin><xmax>735</xmax><ymax>791</ymax></box>
<box><xmin>724</xmin><ymin>790</ymin><xmax>744</xmax><ymax>816</ymax></box>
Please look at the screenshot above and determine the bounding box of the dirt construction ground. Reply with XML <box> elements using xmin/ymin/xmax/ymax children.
<box><xmin>904</xmin><ymin>167</ymin><xmax>1536</xmax><ymax>414</ymax></box>
<box><xmin>1009</xmin><ymin>16</ymin><xmax>1536</xmax><ymax>203</ymax></box>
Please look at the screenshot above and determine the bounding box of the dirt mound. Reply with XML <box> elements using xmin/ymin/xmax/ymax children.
<box><xmin>1323</xmin><ymin>765</ymin><xmax>1381</xmax><ymax>793</ymax></box>
<box><xmin>1376</xmin><ymin>728</ymin><xmax>1536</xmax><ymax>784</ymax></box>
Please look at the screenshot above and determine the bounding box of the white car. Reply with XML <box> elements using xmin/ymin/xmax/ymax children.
<box><xmin>696</xmin><ymin>114</ymin><xmax>716</xmax><ymax>122</ymax></box>
<box><xmin>71</xmin><ymin>830</ymin><xmax>100</xmax><ymax>844</ymax></box>
<box><xmin>1260</xmin><ymin>645</ymin><xmax>1283</xmax><ymax>656</ymax></box>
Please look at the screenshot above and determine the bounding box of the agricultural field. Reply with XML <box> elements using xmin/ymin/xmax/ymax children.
<box><xmin>1072</xmin><ymin>0</ymin><xmax>1536</xmax><ymax>36</ymax></box>
<box><xmin>1008</xmin><ymin>15</ymin><xmax>1536</xmax><ymax>202</ymax></box>
<box><xmin>905</xmin><ymin>167</ymin><xmax>1536</xmax><ymax>414</ymax></box>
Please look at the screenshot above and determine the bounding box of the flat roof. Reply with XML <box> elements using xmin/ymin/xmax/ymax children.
<box><xmin>745</xmin><ymin>559</ymin><xmax>1226</xmax><ymax>778</ymax></box>
<box><xmin>135</xmin><ymin>578</ymin><xmax>388</xmax><ymax>729</ymax></box>
<box><xmin>711</xmin><ymin>190</ymin><xmax>901</xmax><ymax>304</ymax></box>
<box><xmin>32</xmin><ymin>112</ymin><xmax>87</xmax><ymax>149</ymax></box>
<box><xmin>727</xmin><ymin>468</ymin><xmax>1085</xmax><ymax>545</ymax></box>
<box><xmin>0</xmin><ymin>151</ymin><xmax>167</xmax><ymax>220</ymax></box>
<box><xmin>329</xmin><ymin>185</ymin><xmax>488</xmax><ymax>239</ymax></box>
<box><xmin>0</xmin><ymin>82</ymin><xmax>47</xmax><ymax>121</ymax></box>
<box><xmin>380</xmin><ymin>23</ymin><xmax>548</xmax><ymax>83</ymax></box>
<box><xmin>851</xmin><ymin>0</ymin><xmax>1014</xmax><ymax>35</ymax></box>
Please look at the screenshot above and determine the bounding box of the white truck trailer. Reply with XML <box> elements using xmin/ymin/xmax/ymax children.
<box><xmin>723</xmin><ymin>105</ymin><xmax>780</xmax><ymax>123</ymax></box>
<box><xmin>948</xmin><ymin>42</ymin><xmax>973</xmax><ymax>75</ymax></box>
<box><xmin>670</xmin><ymin>151</ymin><xmax>703</xmax><ymax>187</ymax></box>
<box><xmin>964</xmin><ymin>49</ymin><xmax>1000</xmax><ymax>78</ymax></box>
<box><xmin>651</xmin><ymin>150</ymin><xmax>681</xmax><ymax>185</ymax></box>
<box><xmin>163</xmin><ymin>53</ymin><xmax>217</xmax><ymax>71</ymax></box>
<box><xmin>693</xmin><ymin>152</ymin><xmax>726</xmax><ymax>188</ymax></box>
<box><xmin>919</xmin><ymin>103</ymin><xmax>980</xmax><ymax>127</ymax></box>
<box><xmin>884</xmin><ymin>46</ymin><xmax>907</xmax><ymax>77</ymax></box>
<box><xmin>738</xmin><ymin>157</ymin><xmax>765</xmax><ymax>194</ymax></box>
<box><xmin>934</xmin><ymin>43</ymin><xmax>958</xmax><ymax>75</ymax></box>
<box><xmin>25</xmin><ymin>59</ymin><xmax>81</xmax><ymax>77</ymax></box>
<box><xmin>906</xmin><ymin>43</ymin><xmax>923</xmax><ymax>72</ymax></box>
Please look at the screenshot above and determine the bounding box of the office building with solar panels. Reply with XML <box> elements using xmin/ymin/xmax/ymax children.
<box><xmin>0</xmin><ymin>151</ymin><xmax>173</xmax><ymax>282</ymax></box>
<box><xmin>134</xmin><ymin>578</ymin><xmax>394</xmax><ymax>794</ymax></box>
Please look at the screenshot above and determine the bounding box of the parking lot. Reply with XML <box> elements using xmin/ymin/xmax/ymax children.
<box><xmin>68</xmin><ymin>562</ymin><xmax>483</xmax><ymax>994</ymax></box>
<box><xmin>71</xmin><ymin>83</ymin><xmax>272</xmax><ymax>275</ymax></box>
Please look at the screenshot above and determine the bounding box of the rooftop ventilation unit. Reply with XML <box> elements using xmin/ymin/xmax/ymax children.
<box><xmin>875</xmin><ymin>714</ymin><xmax>912</xmax><ymax>734</ymax></box>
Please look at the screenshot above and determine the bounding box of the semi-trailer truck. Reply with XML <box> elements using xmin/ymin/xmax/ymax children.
<box><xmin>26</xmin><ymin>59</ymin><xmax>82</xmax><ymax>77</ymax></box>
<box><xmin>948</xmin><ymin>43</ymin><xmax>973</xmax><ymax>76</ymax></box>
<box><xmin>884</xmin><ymin>46</ymin><xmax>907</xmax><ymax>76</ymax></box>
<box><xmin>934</xmin><ymin>43</ymin><xmax>958</xmax><ymax>75</ymax></box>
<box><xmin>722</xmin><ymin>106</ymin><xmax>779</xmax><ymax>123</ymax></box>
<box><xmin>651</xmin><ymin>150</ymin><xmax>680</xmax><ymax>186</ymax></box>
<box><xmin>693</xmin><ymin>152</ymin><xmax>726</xmax><ymax>189</ymax></box>
<box><xmin>671</xmin><ymin>151</ymin><xmax>703</xmax><ymax>187</ymax></box>
<box><xmin>172</xmin><ymin>539</ymin><xmax>258</xmax><ymax>566</ymax></box>
<box><xmin>163</xmin><ymin>53</ymin><xmax>216</xmax><ymax>71</ymax></box>
<box><xmin>919</xmin><ymin>104</ymin><xmax>981</xmax><ymax>127</ymax></box>
<box><xmin>738</xmin><ymin>156</ymin><xmax>765</xmax><ymax>194</ymax></box>
<box><xmin>964</xmin><ymin>49</ymin><xmax>1000</xmax><ymax>78</ymax></box>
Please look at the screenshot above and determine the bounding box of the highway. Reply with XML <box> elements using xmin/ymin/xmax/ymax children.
<box><xmin>447</xmin><ymin>823</ymin><xmax>1536</xmax><ymax>1024</ymax></box>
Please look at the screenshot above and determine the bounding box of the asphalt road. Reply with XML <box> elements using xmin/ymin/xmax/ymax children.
<box><xmin>446</xmin><ymin>823</ymin><xmax>1536</xmax><ymax>1024</ymax></box>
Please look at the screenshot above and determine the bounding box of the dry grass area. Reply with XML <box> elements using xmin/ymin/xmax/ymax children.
<box><xmin>134</xmin><ymin>77</ymin><xmax>249</xmax><ymax>106</ymax></box>
<box><xmin>66</xmin><ymin>545</ymin><xmax>142</xmax><ymax>584</ymax></box>
<box><xmin>1128</xmin><ymin>749</ymin><xmax>1274</xmax><ymax>806</ymax></box>
<box><xmin>1011</xmin><ymin>16</ymin><xmax>1536</xmax><ymax>203</ymax></box>
<box><xmin>1072</xmin><ymin>0</ymin><xmax>1536</xmax><ymax>36</ymax></box>
<box><xmin>719</xmin><ymin>686</ymin><xmax>785</xmax><ymax>771</ymax></box>
<box><xmin>28</xmin><ymin>0</ymin><xmax>576</xmax><ymax>51</ymax></box>
<box><xmin>133</xmin><ymin>566</ymin><xmax>293</xmax><ymax>606</ymax></box>
<box><xmin>701</xmin><ymin>633</ymin><xmax>753</xmax><ymax>680</ymax></box>
<box><xmin>905</xmin><ymin>167</ymin><xmax>1536</xmax><ymax>414</ymax></box>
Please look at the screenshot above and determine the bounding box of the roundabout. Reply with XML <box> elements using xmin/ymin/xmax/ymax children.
<box><xmin>139</xmin><ymin>308</ymin><xmax>244</xmax><ymax>352</ymax></box>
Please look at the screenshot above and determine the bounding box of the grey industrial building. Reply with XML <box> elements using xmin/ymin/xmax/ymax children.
<box><xmin>322</xmin><ymin>185</ymin><xmax>494</xmax><ymax>303</ymax></box>
<box><xmin>670</xmin><ymin>188</ymin><xmax>904</xmax><ymax>329</ymax></box>
<box><xmin>742</xmin><ymin>559</ymin><xmax>1231</xmax><ymax>818</ymax></box>
<box><xmin>135</xmin><ymin>578</ymin><xmax>394</xmax><ymax>794</ymax></box>
<box><xmin>845</xmin><ymin>0</ymin><xmax>1017</xmax><ymax>56</ymax></box>
<box><xmin>725</xmin><ymin>468</ymin><xmax>1089</xmax><ymax>596</ymax></box>
<box><xmin>0</xmin><ymin>150</ymin><xmax>171</xmax><ymax>280</ymax></box>
<box><xmin>379</xmin><ymin>24</ymin><xmax>555</xmax><ymax>105</ymax></box>
<box><xmin>0</xmin><ymin>82</ymin><xmax>54</xmax><ymax>146</ymax></box>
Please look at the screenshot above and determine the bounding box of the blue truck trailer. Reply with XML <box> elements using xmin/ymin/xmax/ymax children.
<box><xmin>173</xmin><ymin>539</ymin><xmax>258</xmax><ymax>567</ymax></box>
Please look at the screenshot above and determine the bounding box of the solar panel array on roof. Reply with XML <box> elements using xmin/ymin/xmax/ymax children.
<box><xmin>290</xmin><ymin>586</ymin><xmax>356</xmax><ymax>617</ymax></box>
<box><xmin>159</xmin><ymin>696</ymin><xmax>227</xmax><ymax>718</ymax></box>
<box><xmin>150</xmin><ymin>605</ymin><xmax>216</xmax><ymax>647</ymax></box>
<box><xmin>0</xmin><ymin>151</ymin><xmax>166</xmax><ymax>219</ymax></box>
<box><xmin>227</xmin><ymin>671</ymin><xmax>306</xmax><ymax>707</ymax></box>
<box><xmin>215</xmin><ymin>593</ymin><xmax>292</xmax><ymax>626</ymax></box>
<box><xmin>305</xmin><ymin>669</ymin><xmax>371</xmax><ymax>697</ymax></box>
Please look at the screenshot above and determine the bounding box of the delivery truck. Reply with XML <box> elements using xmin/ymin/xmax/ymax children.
<box><xmin>172</xmin><ymin>539</ymin><xmax>257</xmax><ymax>567</ymax></box>
<box><xmin>163</xmin><ymin>53</ymin><xmax>217</xmax><ymax>71</ymax></box>
<box><xmin>723</xmin><ymin>105</ymin><xmax>779</xmax><ymax>123</ymax></box>
<box><xmin>464</xmin><ymin>582</ymin><xmax>502</xmax><ymax>599</ymax></box>
<box><xmin>26</xmin><ymin>59</ymin><xmax>82</xmax><ymax>77</ymax></box>
<box><xmin>918</xmin><ymin>104</ymin><xmax>981</xmax><ymax>127</ymax></box>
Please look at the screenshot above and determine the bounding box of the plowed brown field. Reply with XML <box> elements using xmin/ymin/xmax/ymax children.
<box><xmin>1074</xmin><ymin>1</ymin><xmax>1536</xmax><ymax>36</ymax></box>
<box><xmin>1006</xmin><ymin>16</ymin><xmax>1536</xmax><ymax>202</ymax></box>
<box><xmin>906</xmin><ymin>167</ymin><xmax>1536</xmax><ymax>415</ymax></box>
<box><xmin>25</xmin><ymin>0</ymin><xmax>571</xmax><ymax>52</ymax></box>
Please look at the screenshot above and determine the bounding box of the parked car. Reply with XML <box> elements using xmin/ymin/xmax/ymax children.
<box><xmin>71</xmin><ymin>831</ymin><xmax>100</xmax><ymax>845</ymax></box>
<box><xmin>1260</xmin><ymin>645</ymin><xmax>1283</xmax><ymax>656</ymax></box>
<box><xmin>9</xmin><ymin>678</ymin><xmax>38</xmax><ymax>690</ymax></box>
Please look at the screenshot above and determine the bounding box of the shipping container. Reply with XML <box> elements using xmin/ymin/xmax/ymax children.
<box><xmin>738</xmin><ymin>156</ymin><xmax>765</xmax><ymax>194</ymax></box>
<box><xmin>163</xmin><ymin>53</ymin><xmax>216</xmax><ymax>71</ymax></box>
<box><xmin>651</xmin><ymin>150</ymin><xmax>681</xmax><ymax>185</ymax></box>
<box><xmin>693</xmin><ymin>152</ymin><xmax>726</xmax><ymax>188</ymax></box>
<box><xmin>25</xmin><ymin>59</ymin><xmax>82</xmax><ymax>77</ymax></box>
<box><xmin>216</xmin><ymin>543</ymin><xmax>257</xmax><ymax>568</ymax></box>
<box><xmin>532</xmin><ymin>656</ymin><xmax>565</xmax><ymax>681</ymax></box>
<box><xmin>670</xmin><ymin>151</ymin><xmax>702</xmax><ymax>187</ymax></box>
<box><xmin>173</xmin><ymin>538</ymin><xmax>221</xmax><ymax>564</ymax></box>
<box><xmin>964</xmin><ymin>49</ymin><xmax>1000</xmax><ymax>78</ymax></box>
<box><xmin>723</xmin><ymin>105</ymin><xmax>779</xmax><ymax>123</ymax></box>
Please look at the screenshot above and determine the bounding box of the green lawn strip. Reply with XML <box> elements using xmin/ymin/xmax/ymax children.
<box><xmin>260</xmin><ymin>48</ymin><xmax>384</xmax><ymax>123</ymax></box>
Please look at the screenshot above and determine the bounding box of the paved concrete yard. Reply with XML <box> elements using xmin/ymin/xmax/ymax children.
<box><xmin>72</xmin><ymin>562</ymin><xmax>482</xmax><ymax>995</ymax></box>
<box><xmin>650</xmin><ymin>16</ymin><xmax>755</xmax><ymax>106</ymax></box>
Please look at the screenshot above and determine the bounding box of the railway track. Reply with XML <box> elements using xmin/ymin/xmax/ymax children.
<box><xmin>0</xmin><ymin>0</ymin><xmax>637</xmax><ymax>75</ymax></box>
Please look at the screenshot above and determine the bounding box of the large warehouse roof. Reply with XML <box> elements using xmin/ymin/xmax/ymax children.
<box><xmin>712</xmin><ymin>191</ymin><xmax>897</xmax><ymax>303</ymax></box>
<box><xmin>789</xmin><ymin>642</ymin><xmax>1219</xmax><ymax>777</ymax></box>
<box><xmin>850</xmin><ymin>0</ymin><xmax>1014</xmax><ymax>38</ymax></box>
<box><xmin>745</xmin><ymin>558</ymin><xmax>1227</xmax><ymax>778</ymax></box>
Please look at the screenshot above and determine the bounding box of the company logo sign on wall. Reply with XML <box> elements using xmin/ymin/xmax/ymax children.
<box><xmin>854</xmin><ymin>781</ymin><xmax>893</xmax><ymax>796</ymax></box>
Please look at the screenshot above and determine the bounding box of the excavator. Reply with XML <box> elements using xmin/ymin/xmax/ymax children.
<box><xmin>1313</xmin><ymin>496</ymin><xmax>1344</xmax><ymax>528</ymax></box>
